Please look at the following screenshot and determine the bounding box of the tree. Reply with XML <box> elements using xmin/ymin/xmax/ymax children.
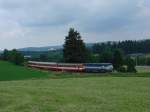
<box><xmin>113</xmin><ymin>49</ymin><xmax>124</xmax><ymax>70</ymax></box>
<box><xmin>92</xmin><ymin>39</ymin><xmax>150</xmax><ymax>55</ymax></box>
<box><xmin>126</xmin><ymin>57</ymin><xmax>137</xmax><ymax>73</ymax></box>
<box><xmin>2</xmin><ymin>49</ymin><xmax>9</xmax><ymax>61</ymax></box>
<box><xmin>40</xmin><ymin>54</ymin><xmax>48</xmax><ymax>61</ymax></box>
<box><xmin>1</xmin><ymin>49</ymin><xmax>24</xmax><ymax>65</ymax></box>
<box><xmin>63</xmin><ymin>28</ymin><xmax>87</xmax><ymax>63</ymax></box>
<box><xmin>99</xmin><ymin>50</ymin><xmax>113</xmax><ymax>63</ymax></box>
<box><xmin>9</xmin><ymin>49</ymin><xmax>24</xmax><ymax>65</ymax></box>
<box><xmin>14</xmin><ymin>51</ymin><xmax>24</xmax><ymax>65</ymax></box>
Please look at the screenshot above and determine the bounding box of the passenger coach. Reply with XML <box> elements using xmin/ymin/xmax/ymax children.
<box><xmin>28</xmin><ymin>61</ymin><xmax>84</xmax><ymax>72</ymax></box>
<box><xmin>28</xmin><ymin>61</ymin><xmax>113</xmax><ymax>73</ymax></box>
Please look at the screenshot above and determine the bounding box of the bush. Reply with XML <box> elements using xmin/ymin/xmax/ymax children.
<box><xmin>126</xmin><ymin>57</ymin><xmax>137</xmax><ymax>73</ymax></box>
<box><xmin>117</xmin><ymin>66</ymin><xmax>127</xmax><ymax>73</ymax></box>
<box><xmin>113</xmin><ymin>49</ymin><xmax>124</xmax><ymax>70</ymax></box>
<box><xmin>1</xmin><ymin>49</ymin><xmax>24</xmax><ymax>65</ymax></box>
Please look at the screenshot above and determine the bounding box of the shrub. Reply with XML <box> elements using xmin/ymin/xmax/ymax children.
<box><xmin>117</xmin><ymin>66</ymin><xmax>127</xmax><ymax>73</ymax></box>
<box><xmin>126</xmin><ymin>57</ymin><xmax>137</xmax><ymax>73</ymax></box>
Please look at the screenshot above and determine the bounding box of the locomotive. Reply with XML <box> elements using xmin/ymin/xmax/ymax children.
<box><xmin>28</xmin><ymin>61</ymin><xmax>113</xmax><ymax>73</ymax></box>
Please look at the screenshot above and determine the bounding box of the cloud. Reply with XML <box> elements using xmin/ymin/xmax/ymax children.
<box><xmin>0</xmin><ymin>0</ymin><xmax>149</xmax><ymax>49</ymax></box>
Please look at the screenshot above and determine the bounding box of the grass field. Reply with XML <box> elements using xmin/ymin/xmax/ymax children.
<box><xmin>0</xmin><ymin>61</ymin><xmax>150</xmax><ymax>112</ymax></box>
<box><xmin>0</xmin><ymin>61</ymin><xmax>49</xmax><ymax>81</ymax></box>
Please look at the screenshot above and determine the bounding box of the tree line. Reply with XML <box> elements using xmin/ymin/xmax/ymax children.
<box><xmin>0</xmin><ymin>49</ymin><xmax>24</xmax><ymax>65</ymax></box>
<box><xmin>92</xmin><ymin>39</ymin><xmax>150</xmax><ymax>54</ymax></box>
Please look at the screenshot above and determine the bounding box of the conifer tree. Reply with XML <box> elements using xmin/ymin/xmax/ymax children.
<box><xmin>113</xmin><ymin>49</ymin><xmax>124</xmax><ymax>70</ymax></box>
<box><xmin>63</xmin><ymin>28</ymin><xmax>87</xmax><ymax>63</ymax></box>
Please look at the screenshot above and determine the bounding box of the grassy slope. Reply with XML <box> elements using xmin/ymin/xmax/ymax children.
<box><xmin>0</xmin><ymin>61</ymin><xmax>150</xmax><ymax>112</ymax></box>
<box><xmin>1</xmin><ymin>60</ymin><xmax>150</xmax><ymax>81</ymax></box>
<box><xmin>0</xmin><ymin>78</ymin><xmax>150</xmax><ymax>112</ymax></box>
<box><xmin>0</xmin><ymin>61</ymin><xmax>49</xmax><ymax>81</ymax></box>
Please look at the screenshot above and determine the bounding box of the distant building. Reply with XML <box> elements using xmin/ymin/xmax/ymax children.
<box><xmin>48</xmin><ymin>48</ymin><xmax>56</xmax><ymax>51</ymax></box>
<box><xmin>24</xmin><ymin>55</ymin><xmax>32</xmax><ymax>59</ymax></box>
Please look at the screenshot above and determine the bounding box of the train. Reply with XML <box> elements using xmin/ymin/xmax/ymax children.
<box><xmin>28</xmin><ymin>61</ymin><xmax>113</xmax><ymax>73</ymax></box>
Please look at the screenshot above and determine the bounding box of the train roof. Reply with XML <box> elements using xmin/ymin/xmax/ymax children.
<box><xmin>28</xmin><ymin>61</ymin><xmax>57</xmax><ymax>65</ymax></box>
<box><xmin>28</xmin><ymin>61</ymin><xmax>112</xmax><ymax>66</ymax></box>
<box><xmin>84</xmin><ymin>63</ymin><xmax>112</xmax><ymax>66</ymax></box>
<box><xmin>28</xmin><ymin>61</ymin><xmax>83</xmax><ymax>65</ymax></box>
<box><xmin>57</xmin><ymin>63</ymin><xmax>83</xmax><ymax>65</ymax></box>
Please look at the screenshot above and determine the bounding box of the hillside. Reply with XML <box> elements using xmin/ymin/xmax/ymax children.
<box><xmin>18</xmin><ymin>43</ymin><xmax>93</xmax><ymax>52</ymax></box>
<box><xmin>0</xmin><ymin>61</ymin><xmax>49</xmax><ymax>81</ymax></box>
<box><xmin>18</xmin><ymin>45</ymin><xmax>62</xmax><ymax>52</ymax></box>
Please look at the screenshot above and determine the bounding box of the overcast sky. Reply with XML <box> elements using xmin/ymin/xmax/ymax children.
<box><xmin>0</xmin><ymin>0</ymin><xmax>150</xmax><ymax>49</ymax></box>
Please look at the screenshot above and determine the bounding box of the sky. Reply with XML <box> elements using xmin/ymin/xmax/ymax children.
<box><xmin>0</xmin><ymin>0</ymin><xmax>150</xmax><ymax>50</ymax></box>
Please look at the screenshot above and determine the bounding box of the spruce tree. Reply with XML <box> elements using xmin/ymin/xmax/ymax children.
<box><xmin>113</xmin><ymin>49</ymin><xmax>124</xmax><ymax>70</ymax></box>
<box><xmin>126</xmin><ymin>57</ymin><xmax>137</xmax><ymax>73</ymax></box>
<box><xmin>63</xmin><ymin>28</ymin><xmax>87</xmax><ymax>63</ymax></box>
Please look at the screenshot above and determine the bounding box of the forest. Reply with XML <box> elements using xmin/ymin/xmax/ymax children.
<box><xmin>92</xmin><ymin>39</ymin><xmax>150</xmax><ymax>54</ymax></box>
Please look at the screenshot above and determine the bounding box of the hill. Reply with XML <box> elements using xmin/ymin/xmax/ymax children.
<box><xmin>18</xmin><ymin>45</ymin><xmax>62</xmax><ymax>52</ymax></box>
<box><xmin>0</xmin><ymin>61</ymin><xmax>49</xmax><ymax>81</ymax></box>
<box><xmin>18</xmin><ymin>43</ymin><xmax>93</xmax><ymax>52</ymax></box>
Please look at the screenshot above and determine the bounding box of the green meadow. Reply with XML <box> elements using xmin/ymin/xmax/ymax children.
<box><xmin>0</xmin><ymin>61</ymin><xmax>150</xmax><ymax>112</ymax></box>
<box><xmin>0</xmin><ymin>61</ymin><xmax>49</xmax><ymax>81</ymax></box>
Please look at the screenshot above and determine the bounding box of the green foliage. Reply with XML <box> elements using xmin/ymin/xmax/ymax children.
<box><xmin>39</xmin><ymin>54</ymin><xmax>49</xmax><ymax>61</ymax></box>
<box><xmin>117</xmin><ymin>66</ymin><xmax>127</xmax><ymax>73</ymax></box>
<box><xmin>99</xmin><ymin>50</ymin><xmax>113</xmax><ymax>63</ymax></box>
<box><xmin>92</xmin><ymin>42</ymin><xmax>113</xmax><ymax>54</ymax></box>
<box><xmin>47</xmin><ymin>50</ymin><xmax>64</xmax><ymax>62</ymax></box>
<box><xmin>1</xmin><ymin>49</ymin><xmax>24</xmax><ymax>65</ymax></box>
<box><xmin>92</xmin><ymin>39</ymin><xmax>150</xmax><ymax>54</ymax></box>
<box><xmin>113</xmin><ymin>49</ymin><xmax>124</xmax><ymax>70</ymax></box>
<box><xmin>82</xmin><ymin>49</ymin><xmax>100</xmax><ymax>63</ymax></box>
<box><xmin>63</xmin><ymin>28</ymin><xmax>87</xmax><ymax>63</ymax></box>
<box><xmin>126</xmin><ymin>57</ymin><xmax>137</xmax><ymax>73</ymax></box>
<box><xmin>2</xmin><ymin>49</ymin><xmax>9</xmax><ymax>60</ymax></box>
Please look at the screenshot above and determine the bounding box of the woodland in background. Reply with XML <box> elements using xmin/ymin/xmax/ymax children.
<box><xmin>0</xmin><ymin>28</ymin><xmax>149</xmax><ymax>70</ymax></box>
<box><xmin>92</xmin><ymin>39</ymin><xmax>150</xmax><ymax>54</ymax></box>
